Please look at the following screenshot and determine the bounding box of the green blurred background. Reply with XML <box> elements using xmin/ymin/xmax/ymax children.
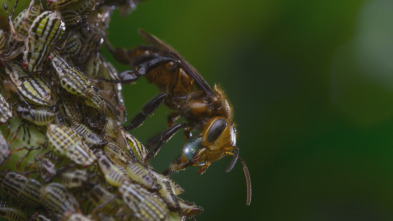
<box><xmin>105</xmin><ymin>0</ymin><xmax>393</xmax><ymax>220</ymax></box>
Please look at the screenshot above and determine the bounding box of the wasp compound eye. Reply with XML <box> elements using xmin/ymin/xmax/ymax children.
<box><xmin>206</xmin><ymin>118</ymin><xmax>227</xmax><ymax>143</ymax></box>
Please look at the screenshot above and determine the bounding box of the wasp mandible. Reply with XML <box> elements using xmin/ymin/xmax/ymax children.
<box><xmin>107</xmin><ymin>29</ymin><xmax>251</xmax><ymax>205</ymax></box>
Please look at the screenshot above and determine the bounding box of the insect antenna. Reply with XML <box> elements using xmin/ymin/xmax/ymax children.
<box><xmin>225</xmin><ymin>146</ymin><xmax>239</xmax><ymax>173</ymax></box>
<box><xmin>238</xmin><ymin>156</ymin><xmax>252</xmax><ymax>206</ymax></box>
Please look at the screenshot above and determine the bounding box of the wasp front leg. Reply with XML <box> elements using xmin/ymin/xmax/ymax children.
<box><xmin>146</xmin><ymin>123</ymin><xmax>186</xmax><ymax>160</ymax></box>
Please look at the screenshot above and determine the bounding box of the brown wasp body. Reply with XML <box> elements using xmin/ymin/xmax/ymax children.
<box><xmin>108</xmin><ymin>30</ymin><xmax>251</xmax><ymax>205</ymax></box>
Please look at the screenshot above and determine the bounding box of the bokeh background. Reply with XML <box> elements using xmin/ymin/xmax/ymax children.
<box><xmin>105</xmin><ymin>0</ymin><xmax>393</xmax><ymax>220</ymax></box>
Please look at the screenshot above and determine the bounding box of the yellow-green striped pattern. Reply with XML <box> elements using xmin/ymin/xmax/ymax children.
<box><xmin>39</xmin><ymin>158</ymin><xmax>56</xmax><ymax>182</ymax></box>
<box><xmin>47</xmin><ymin>124</ymin><xmax>96</xmax><ymax>166</ymax></box>
<box><xmin>0</xmin><ymin>30</ymin><xmax>6</xmax><ymax>53</ymax></box>
<box><xmin>51</xmin><ymin>54</ymin><xmax>92</xmax><ymax>97</ymax></box>
<box><xmin>59</xmin><ymin>9</ymin><xmax>81</xmax><ymax>27</ymax></box>
<box><xmin>24</xmin><ymin>11</ymin><xmax>65</xmax><ymax>72</ymax></box>
<box><xmin>96</xmin><ymin>151</ymin><xmax>130</xmax><ymax>187</ymax></box>
<box><xmin>19</xmin><ymin>106</ymin><xmax>56</xmax><ymax>126</ymax></box>
<box><xmin>19</xmin><ymin>76</ymin><xmax>52</xmax><ymax>106</ymax></box>
<box><xmin>72</xmin><ymin>123</ymin><xmax>104</xmax><ymax>145</ymax></box>
<box><xmin>0</xmin><ymin>206</ymin><xmax>27</xmax><ymax>221</ymax></box>
<box><xmin>149</xmin><ymin>170</ymin><xmax>184</xmax><ymax>196</ymax></box>
<box><xmin>61</xmin><ymin>169</ymin><xmax>87</xmax><ymax>188</ymax></box>
<box><xmin>126</xmin><ymin>160</ymin><xmax>161</xmax><ymax>191</ymax></box>
<box><xmin>5</xmin><ymin>63</ymin><xmax>29</xmax><ymax>86</ymax></box>
<box><xmin>0</xmin><ymin>94</ymin><xmax>12</xmax><ymax>124</ymax></box>
<box><xmin>119</xmin><ymin>181</ymin><xmax>169</xmax><ymax>221</ymax></box>
<box><xmin>177</xmin><ymin>198</ymin><xmax>203</xmax><ymax>217</ymax></box>
<box><xmin>63</xmin><ymin>33</ymin><xmax>81</xmax><ymax>57</ymax></box>
<box><xmin>48</xmin><ymin>0</ymin><xmax>80</xmax><ymax>10</ymax></box>
<box><xmin>0</xmin><ymin>133</ymin><xmax>10</xmax><ymax>165</ymax></box>
<box><xmin>87</xmin><ymin>185</ymin><xmax>121</xmax><ymax>215</ymax></box>
<box><xmin>104</xmin><ymin>142</ymin><xmax>133</xmax><ymax>168</ymax></box>
<box><xmin>40</xmin><ymin>182</ymin><xmax>77</xmax><ymax>214</ymax></box>
<box><xmin>150</xmin><ymin>170</ymin><xmax>179</xmax><ymax>210</ymax></box>
<box><xmin>125</xmin><ymin>131</ymin><xmax>148</xmax><ymax>163</ymax></box>
<box><xmin>68</xmin><ymin>0</ymin><xmax>97</xmax><ymax>15</ymax></box>
<box><xmin>2</xmin><ymin>172</ymin><xmax>42</xmax><ymax>206</ymax></box>
<box><xmin>11</xmin><ymin>5</ymin><xmax>41</xmax><ymax>41</ymax></box>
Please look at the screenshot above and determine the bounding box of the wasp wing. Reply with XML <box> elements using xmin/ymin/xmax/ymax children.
<box><xmin>138</xmin><ymin>29</ymin><xmax>214</xmax><ymax>96</ymax></box>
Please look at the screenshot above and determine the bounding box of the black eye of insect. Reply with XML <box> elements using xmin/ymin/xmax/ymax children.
<box><xmin>206</xmin><ymin>118</ymin><xmax>227</xmax><ymax>143</ymax></box>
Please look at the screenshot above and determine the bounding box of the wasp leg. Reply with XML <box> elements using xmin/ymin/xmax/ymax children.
<box><xmin>162</xmin><ymin>159</ymin><xmax>193</xmax><ymax>176</ymax></box>
<box><xmin>124</xmin><ymin>93</ymin><xmax>167</xmax><ymax>131</ymax></box>
<box><xmin>167</xmin><ymin>112</ymin><xmax>180</xmax><ymax>128</ymax></box>
<box><xmin>146</xmin><ymin>123</ymin><xmax>186</xmax><ymax>160</ymax></box>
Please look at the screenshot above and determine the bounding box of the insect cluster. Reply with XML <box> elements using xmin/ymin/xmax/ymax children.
<box><xmin>0</xmin><ymin>0</ymin><xmax>206</xmax><ymax>220</ymax></box>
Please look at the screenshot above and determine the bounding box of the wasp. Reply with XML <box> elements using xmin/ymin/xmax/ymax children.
<box><xmin>107</xmin><ymin>29</ymin><xmax>252</xmax><ymax>205</ymax></box>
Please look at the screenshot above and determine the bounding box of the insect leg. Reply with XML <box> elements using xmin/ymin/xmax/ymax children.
<box><xmin>167</xmin><ymin>112</ymin><xmax>180</xmax><ymax>128</ymax></box>
<box><xmin>123</xmin><ymin>93</ymin><xmax>167</xmax><ymax>130</ymax></box>
<box><xmin>146</xmin><ymin>123</ymin><xmax>186</xmax><ymax>160</ymax></box>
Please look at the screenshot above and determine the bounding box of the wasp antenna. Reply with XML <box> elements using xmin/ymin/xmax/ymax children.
<box><xmin>225</xmin><ymin>146</ymin><xmax>239</xmax><ymax>173</ymax></box>
<box><xmin>239</xmin><ymin>156</ymin><xmax>252</xmax><ymax>205</ymax></box>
